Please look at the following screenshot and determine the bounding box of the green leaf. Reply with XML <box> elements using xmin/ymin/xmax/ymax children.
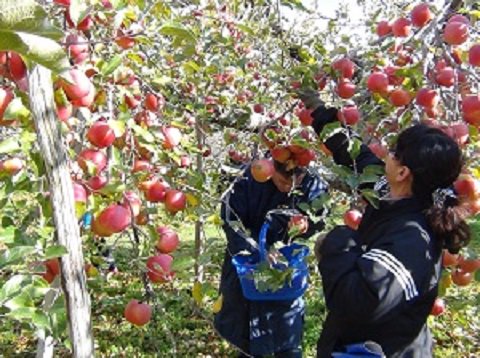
<box><xmin>348</xmin><ymin>137</ymin><xmax>362</xmax><ymax>160</ymax></box>
<box><xmin>44</xmin><ymin>245</ymin><xmax>68</xmax><ymax>259</ymax></box>
<box><xmin>0</xmin><ymin>226</ymin><xmax>16</xmax><ymax>244</ymax></box>
<box><xmin>361</xmin><ymin>188</ymin><xmax>380</xmax><ymax>209</ymax></box>
<box><xmin>319</xmin><ymin>122</ymin><xmax>343</xmax><ymax>142</ymax></box>
<box><xmin>0</xmin><ymin>31</ymin><xmax>70</xmax><ymax>73</ymax></box>
<box><xmin>68</xmin><ymin>0</ymin><xmax>89</xmax><ymax>27</ymax></box>
<box><xmin>98</xmin><ymin>182</ymin><xmax>126</xmax><ymax>196</ymax></box>
<box><xmin>0</xmin><ymin>274</ymin><xmax>27</xmax><ymax>303</ymax></box>
<box><xmin>0</xmin><ymin>246</ymin><xmax>36</xmax><ymax>269</ymax></box>
<box><xmin>4</xmin><ymin>291</ymin><xmax>34</xmax><ymax>310</ymax></box>
<box><xmin>109</xmin><ymin>119</ymin><xmax>126</xmax><ymax>138</ymax></box>
<box><xmin>160</xmin><ymin>23</ymin><xmax>197</xmax><ymax>44</ymax></box>
<box><xmin>171</xmin><ymin>255</ymin><xmax>195</xmax><ymax>271</ymax></box>
<box><xmin>0</xmin><ymin>0</ymin><xmax>64</xmax><ymax>40</ymax></box>
<box><xmin>7</xmin><ymin>306</ymin><xmax>36</xmax><ymax>319</ymax></box>
<box><xmin>32</xmin><ymin>310</ymin><xmax>50</xmax><ymax>329</ymax></box>
<box><xmin>0</xmin><ymin>136</ymin><xmax>21</xmax><ymax>154</ymax></box>
<box><xmin>101</xmin><ymin>55</ymin><xmax>123</xmax><ymax>76</ymax></box>
<box><xmin>3</xmin><ymin>97</ymin><xmax>30</xmax><ymax>120</ymax></box>
<box><xmin>132</xmin><ymin>124</ymin><xmax>155</xmax><ymax>143</ymax></box>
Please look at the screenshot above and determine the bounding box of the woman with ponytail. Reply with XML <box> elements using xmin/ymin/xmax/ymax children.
<box><xmin>301</xmin><ymin>91</ymin><xmax>471</xmax><ymax>358</ymax></box>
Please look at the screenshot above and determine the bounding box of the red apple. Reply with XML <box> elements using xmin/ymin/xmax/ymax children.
<box><xmin>297</xmin><ymin>108</ymin><xmax>313</xmax><ymax>126</ymax></box>
<box><xmin>462</xmin><ymin>94</ymin><xmax>480</xmax><ymax>126</ymax></box>
<box><xmin>451</xmin><ymin>269</ymin><xmax>473</xmax><ymax>286</ymax></box>
<box><xmin>65</xmin><ymin>34</ymin><xmax>89</xmax><ymax>64</ymax></box>
<box><xmin>0</xmin><ymin>87</ymin><xmax>14</xmax><ymax>120</ymax></box>
<box><xmin>294</xmin><ymin>149</ymin><xmax>316</xmax><ymax>167</ymax></box>
<box><xmin>0</xmin><ymin>158</ymin><xmax>24</xmax><ymax>175</ymax></box>
<box><xmin>367</xmin><ymin>72</ymin><xmax>389</xmax><ymax>93</ymax></box>
<box><xmin>343</xmin><ymin>209</ymin><xmax>362</xmax><ymax>230</ymax></box>
<box><xmin>60</xmin><ymin>69</ymin><xmax>91</xmax><ymax>100</ymax></box>
<box><xmin>156</xmin><ymin>226</ymin><xmax>179</xmax><ymax>253</ymax></box>
<box><xmin>145</xmin><ymin>180</ymin><xmax>168</xmax><ymax>202</ymax></box>
<box><xmin>416</xmin><ymin>88</ymin><xmax>439</xmax><ymax>108</ymax></box>
<box><xmin>468</xmin><ymin>44</ymin><xmax>480</xmax><ymax>66</ymax></box>
<box><xmin>146</xmin><ymin>254</ymin><xmax>174</xmax><ymax>283</ymax></box>
<box><xmin>253</xmin><ymin>103</ymin><xmax>264</xmax><ymax>114</ymax></box>
<box><xmin>77</xmin><ymin>149</ymin><xmax>107</xmax><ymax>175</ymax></box>
<box><xmin>87</xmin><ymin>120</ymin><xmax>115</xmax><ymax>148</ymax></box>
<box><xmin>389</xmin><ymin>88</ymin><xmax>411</xmax><ymax>107</ymax></box>
<box><xmin>164</xmin><ymin>189</ymin><xmax>187</xmax><ymax>214</ymax></box>
<box><xmin>458</xmin><ymin>256</ymin><xmax>480</xmax><ymax>273</ymax></box>
<box><xmin>145</xmin><ymin>93</ymin><xmax>159</xmax><ymax>112</ymax></box>
<box><xmin>411</xmin><ymin>3</ymin><xmax>432</xmax><ymax>27</ymax></box>
<box><xmin>442</xmin><ymin>250</ymin><xmax>459</xmax><ymax>267</ymax></box>
<box><xmin>430</xmin><ymin>298</ymin><xmax>446</xmax><ymax>316</ymax></box>
<box><xmin>270</xmin><ymin>146</ymin><xmax>291</xmax><ymax>163</ymax></box>
<box><xmin>443</xmin><ymin>21</ymin><xmax>469</xmax><ymax>45</ymax></box>
<box><xmin>45</xmin><ymin>258</ymin><xmax>60</xmax><ymax>276</ymax></box>
<box><xmin>132</xmin><ymin>159</ymin><xmax>152</xmax><ymax>173</ymax></box>
<box><xmin>435</xmin><ymin>67</ymin><xmax>455</xmax><ymax>87</ymax></box>
<box><xmin>8</xmin><ymin>52</ymin><xmax>27</xmax><ymax>81</ymax></box>
<box><xmin>368</xmin><ymin>142</ymin><xmax>388</xmax><ymax>159</ymax></box>
<box><xmin>448</xmin><ymin>14</ymin><xmax>470</xmax><ymax>25</ymax></box>
<box><xmin>162</xmin><ymin>127</ymin><xmax>182</xmax><ymax>149</ymax></box>
<box><xmin>376</xmin><ymin>20</ymin><xmax>391</xmax><ymax>37</ymax></box>
<box><xmin>288</xmin><ymin>214</ymin><xmax>309</xmax><ymax>235</ymax></box>
<box><xmin>336</xmin><ymin>79</ymin><xmax>356</xmax><ymax>99</ymax></box>
<box><xmin>122</xmin><ymin>191</ymin><xmax>142</xmax><ymax>217</ymax></box>
<box><xmin>124</xmin><ymin>299</ymin><xmax>152</xmax><ymax>326</ymax></box>
<box><xmin>392</xmin><ymin>17</ymin><xmax>411</xmax><ymax>37</ymax></box>
<box><xmin>337</xmin><ymin>105</ymin><xmax>360</xmax><ymax>125</ymax></box>
<box><xmin>454</xmin><ymin>175</ymin><xmax>480</xmax><ymax>200</ymax></box>
<box><xmin>87</xmin><ymin>175</ymin><xmax>108</xmax><ymax>190</ymax></box>
<box><xmin>73</xmin><ymin>182</ymin><xmax>87</xmax><ymax>203</ymax></box>
<box><xmin>251</xmin><ymin>159</ymin><xmax>274</xmax><ymax>183</ymax></box>
<box><xmin>70</xmin><ymin>82</ymin><xmax>95</xmax><ymax>108</ymax></box>
<box><xmin>332</xmin><ymin>58</ymin><xmax>355</xmax><ymax>79</ymax></box>
<box><xmin>95</xmin><ymin>204</ymin><xmax>132</xmax><ymax>235</ymax></box>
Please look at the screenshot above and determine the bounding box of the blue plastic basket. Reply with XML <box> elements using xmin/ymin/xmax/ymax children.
<box><xmin>232</xmin><ymin>221</ymin><xmax>309</xmax><ymax>301</ymax></box>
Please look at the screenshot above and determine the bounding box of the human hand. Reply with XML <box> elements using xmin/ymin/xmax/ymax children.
<box><xmin>297</xmin><ymin>89</ymin><xmax>325</xmax><ymax>111</ymax></box>
<box><xmin>288</xmin><ymin>214</ymin><xmax>309</xmax><ymax>237</ymax></box>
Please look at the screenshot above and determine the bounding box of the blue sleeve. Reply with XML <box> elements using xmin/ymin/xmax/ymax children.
<box><xmin>221</xmin><ymin>172</ymin><xmax>259</xmax><ymax>256</ymax></box>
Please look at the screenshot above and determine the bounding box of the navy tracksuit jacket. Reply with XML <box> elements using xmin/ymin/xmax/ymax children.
<box><xmin>312</xmin><ymin>106</ymin><xmax>442</xmax><ymax>357</ymax></box>
<box><xmin>214</xmin><ymin>166</ymin><xmax>328</xmax><ymax>356</ymax></box>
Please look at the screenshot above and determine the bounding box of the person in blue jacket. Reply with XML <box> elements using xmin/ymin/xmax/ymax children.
<box><xmin>214</xmin><ymin>158</ymin><xmax>328</xmax><ymax>357</ymax></box>
<box><xmin>301</xmin><ymin>91</ymin><xmax>472</xmax><ymax>358</ymax></box>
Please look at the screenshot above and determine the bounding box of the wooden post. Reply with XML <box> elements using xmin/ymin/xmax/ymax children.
<box><xmin>28</xmin><ymin>66</ymin><xmax>94</xmax><ymax>358</ymax></box>
<box><xmin>194</xmin><ymin>121</ymin><xmax>205</xmax><ymax>282</ymax></box>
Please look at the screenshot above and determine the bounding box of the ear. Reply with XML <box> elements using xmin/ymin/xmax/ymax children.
<box><xmin>396</xmin><ymin>165</ymin><xmax>412</xmax><ymax>182</ymax></box>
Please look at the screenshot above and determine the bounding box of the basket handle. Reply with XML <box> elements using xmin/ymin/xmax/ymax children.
<box><xmin>258</xmin><ymin>221</ymin><xmax>270</xmax><ymax>262</ymax></box>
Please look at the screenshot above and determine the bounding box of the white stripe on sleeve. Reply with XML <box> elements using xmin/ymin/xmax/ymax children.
<box><xmin>362</xmin><ymin>249</ymin><xmax>418</xmax><ymax>301</ymax></box>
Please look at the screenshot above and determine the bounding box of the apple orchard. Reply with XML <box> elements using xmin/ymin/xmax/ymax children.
<box><xmin>0</xmin><ymin>0</ymin><xmax>479</xmax><ymax>356</ymax></box>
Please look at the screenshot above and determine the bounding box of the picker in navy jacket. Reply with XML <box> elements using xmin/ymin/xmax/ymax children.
<box><xmin>304</xmin><ymin>93</ymin><xmax>472</xmax><ymax>358</ymax></box>
<box><xmin>214</xmin><ymin>159</ymin><xmax>328</xmax><ymax>357</ymax></box>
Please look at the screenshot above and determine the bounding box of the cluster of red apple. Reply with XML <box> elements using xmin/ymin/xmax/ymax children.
<box><xmin>123</xmin><ymin>227</ymin><xmax>178</xmax><ymax>326</ymax></box>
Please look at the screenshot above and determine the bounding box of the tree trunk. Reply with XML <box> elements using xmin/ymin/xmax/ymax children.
<box><xmin>28</xmin><ymin>65</ymin><xmax>94</xmax><ymax>358</ymax></box>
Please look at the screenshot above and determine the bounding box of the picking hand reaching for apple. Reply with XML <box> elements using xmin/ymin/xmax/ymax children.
<box><xmin>288</xmin><ymin>214</ymin><xmax>309</xmax><ymax>238</ymax></box>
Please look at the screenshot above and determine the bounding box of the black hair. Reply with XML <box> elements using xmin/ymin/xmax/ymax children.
<box><xmin>393</xmin><ymin>124</ymin><xmax>470</xmax><ymax>254</ymax></box>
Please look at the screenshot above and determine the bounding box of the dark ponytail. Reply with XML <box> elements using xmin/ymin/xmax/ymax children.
<box><xmin>394</xmin><ymin>125</ymin><xmax>471</xmax><ymax>254</ymax></box>
<box><xmin>425</xmin><ymin>201</ymin><xmax>471</xmax><ymax>254</ymax></box>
